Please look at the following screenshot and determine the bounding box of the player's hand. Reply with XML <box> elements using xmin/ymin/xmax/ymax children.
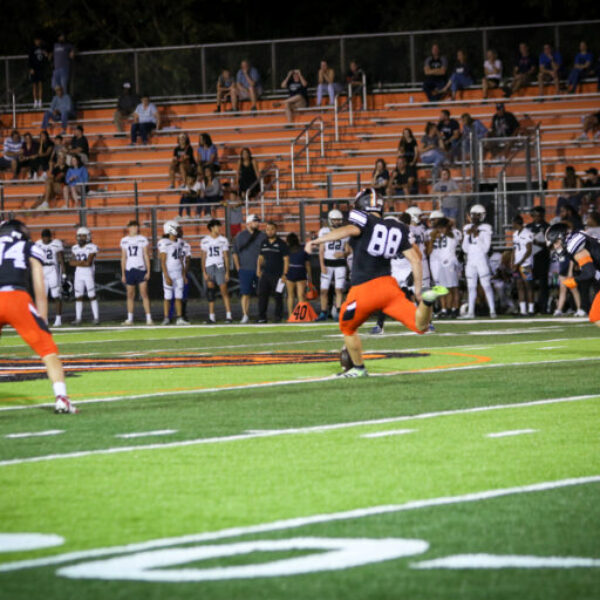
<box><xmin>165</xmin><ymin>276</ymin><xmax>173</xmax><ymax>286</ymax></box>
<box><xmin>121</xmin><ymin>274</ymin><xmax>126</xmax><ymax>284</ymax></box>
<box><xmin>225</xmin><ymin>272</ymin><xmax>230</xmax><ymax>283</ymax></box>
<box><xmin>304</xmin><ymin>240</ymin><xmax>315</xmax><ymax>254</ymax></box>
<box><xmin>562</xmin><ymin>277</ymin><xmax>577</xmax><ymax>289</ymax></box>
<box><xmin>183</xmin><ymin>276</ymin><xmax>188</xmax><ymax>285</ymax></box>
<box><xmin>144</xmin><ymin>272</ymin><xmax>150</xmax><ymax>281</ymax></box>
<box><xmin>281</xmin><ymin>275</ymin><xmax>287</xmax><ymax>283</ymax></box>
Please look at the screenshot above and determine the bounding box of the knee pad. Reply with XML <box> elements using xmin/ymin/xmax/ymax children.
<box><xmin>206</xmin><ymin>287</ymin><xmax>216</xmax><ymax>302</ymax></box>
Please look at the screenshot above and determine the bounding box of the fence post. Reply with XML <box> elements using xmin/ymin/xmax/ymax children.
<box><xmin>535</xmin><ymin>127</ymin><xmax>545</xmax><ymax>207</ymax></box>
<box><xmin>334</xmin><ymin>98</ymin><xmax>339</xmax><ymax>142</ymax></box>
<box><xmin>299</xmin><ymin>200</ymin><xmax>306</xmax><ymax>243</ymax></box>
<box><xmin>79</xmin><ymin>185</ymin><xmax>87</xmax><ymax>226</ymax></box>
<box><xmin>326</xmin><ymin>172</ymin><xmax>333</xmax><ymax>198</ymax></box>
<box><xmin>150</xmin><ymin>207</ymin><xmax>159</xmax><ymax>270</ymax></box>
<box><xmin>305</xmin><ymin>130</ymin><xmax>310</xmax><ymax>174</ymax></box>
<box><xmin>134</xmin><ymin>180</ymin><xmax>139</xmax><ymax>221</ymax></box>
<box><xmin>320</xmin><ymin>119</ymin><xmax>324</xmax><ymax>157</ymax></box>
<box><xmin>409</xmin><ymin>34</ymin><xmax>416</xmax><ymax>84</ymax></box>
<box><xmin>134</xmin><ymin>51</ymin><xmax>140</xmax><ymax>95</ymax></box>
<box><xmin>290</xmin><ymin>143</ymin><xmax>295</xmax><ymax>189</ymax></box>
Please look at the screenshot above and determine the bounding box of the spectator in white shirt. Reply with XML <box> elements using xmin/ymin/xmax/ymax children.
<box><xmin>0</xmin><ymin>130</ymin><xmax>23</xmax><ymax>178</ymax></box>
<box><xmin>130</xmin><ymin>94</ymin><xmax>161</xmax><ymax>145</ymax></box>
<box><xmin>482</xmin><ymin>49</ymin><xmax>502</xmax><ymax>99</ymax></box>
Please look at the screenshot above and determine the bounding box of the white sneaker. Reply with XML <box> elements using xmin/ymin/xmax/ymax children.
<box><xmin>240</xmin><ymin>314</ymin><xmax>250</xmax><ymax>324</ymax></box>
<box><xmin>146</xmin><ymin>319</ymin><xmax>154</xmax><ymax>325</ymax></box>
<box><xmin>52</xmin><ymin>318</ymin><xmax>62</xmax><ymax>327</ymax></box>
<box><xmin>553</xmin><ymin>309</ymin><xmax>564</xmax><ymax>316</ymax></box>
<box><xmin>574</xmin><ymin>309</ymin><xmax>587</xmax><ymax>317</ymax></box>
<box><xmin>122</xmin><ymin>319</ymin><xmax>134</xmax><ymax>326</ymax></box>
<box><xmin>337</xmin><ymin>366</ymin><xmax>369</xmax><ymax>378</ymax></box>
<box><xmin>489</xmin><ymin>313</ymin><xmax>497</xmax><ymax>319</ymax></box>
<box><xmin>54</xmin><ymin>396</ymin><xmax>77</xmax><ymax>414</ymax></box>
<box><xmin>458</xmin><ymin>313</ymin><xmax>475</xmax><ymax>319</ymax></box>
<box><xmin>37</xmin><ymin>200</ymin><xmax>49</xmax><ymax>210</ymax></box>
<box><xmin>161</xmin><ymin>318</ymin><xmax>170</xmax><ymax>325</ymax></box>
<box><xmin>176</xmin><ymin>317</ymin><xmax>190</xmax><ymax>325</ymax></box>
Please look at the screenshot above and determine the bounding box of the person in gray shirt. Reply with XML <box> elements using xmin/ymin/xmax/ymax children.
<box><xmin>232</xmin><ymin>214</ymin><xmax>267</xmax><ymax>323</ymax></box>
<box><xmin>50</xmin><ymin>33</ymin><xmax>75</xmax><ymax>91</ymax></box>
<box><xmin>42</xmin><ymin>86</ymin><xmax>74</xmax><ymax>133</ymax></box>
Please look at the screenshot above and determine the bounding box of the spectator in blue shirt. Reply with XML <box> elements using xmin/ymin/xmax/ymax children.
<box><xmin>538</xmin><ymin>44</ymin><xmax>562</xmax><ymax>97</ymax></box>
<box><xmin>567</xmin><ymin>41</ymin><xmax>593</xmax><ymax>94</ymax></box>
<box><xmin>41</xmin><ymin>86</ymin><xmax>74</xmax><ymax>133</ymax></box>
<box><xmin>461</xmin><ymin>113</ymin><xmax>488</xmax><ymax>158</ymax></box>
<box><xmin>236</xmin><ymin>60</ymin><xmax>262</xmax><ymax>112</ymax></box>
<box><xmin>197</xmin><ymin>133</ymin><xmax>219</xmax><ymax>171</ymax></box>
<box><xmin>50</xmin><ymin>33</ymin><xmax>75</xmax><ymax>91</ymax></box>
<box><xmin>64</xmin><ymin>155</ymin><xmax>88</xmax><ymax>207</ymax></box>
<box><xmin>440</xmin><ymin>50</ymin><xmax>473</xmax><ymax>100</ymax></box>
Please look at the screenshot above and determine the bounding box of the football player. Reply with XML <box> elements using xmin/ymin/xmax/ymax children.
<box><xmin>0</xmin><ymin>220</ymin><xmax>76</xmax><ymax>413</ymax></box>
<box><xmin>35</xmin><ymin>228</ymin><xmax>66</xmax><ymax>327</ymax></box>
<box><xmin>177</xmin><ymin>224</ymin><xmax>192</xmax><ymax>322</ymax></box>
<box><xmin>405</xmin><ymin>206</ymin><xmax>432</xmax><ymax>289</ymax></box>
<box><xmin>317</xmin><ymin>209</ymin><xmax>350</xmax><ymax>321</ymax></box>
<box><xmin>69</xmin><ymin>227</ymin><xmax>99</xmax><ymax>325</ymax></box>
<box><xmin>511</xmin><ymin>214</ymin><xmax>535</xmax><ymax>316</ymax></box>
<box><xmin>546</xmin><ymin>223</ymin><xmax>600</xmax><ymax>327</ymax></box>
<box><xmin>201</xmin><ymin>219</ymin><xmax>232</xmax><ymax>324</ymax></box>
<box><xmin>461</xmin><ymin>204</ymin><xmax>496</xmax><ymax>318</ymax></box>
<box><xmin>305</xmin><ymin>188</ymin><xmax>448</xmax><ymax>377</ymax></box>
<box><xmin>120</xmin><ymin>220</ymin><xmax>152</xmax><ymax>325</ymax></box>
<box><xmin>158</xmin><ymin>220</ymin><xmax>189</xmax><ymax>325</ymax></box>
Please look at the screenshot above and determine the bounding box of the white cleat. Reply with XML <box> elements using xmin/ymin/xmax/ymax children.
<box><xmin>161</xmin><ymin>318</ymin><xmax>171</xmax><ymax>325</ymax></box>
<box><xmin>458</xmin><ymin>313</ymin><xmax>475</xmax><ymax>320</ymax></box>
<box><xmin>337</xmin><ymin>366</ymin><xmax>369</xmax><ymax>378</ymax></box>
<box><xmin>122</xmin><ymin>319</ymin><xmax>134</xmax><ymax>326</ymax></box>
<box><xmin>176</xmin><ymin>317</ymin><xmax>190</xmax><ymax>325</ymax></box>
<box><xmin>574</xmin><ymin>309</ymin><xmax>587</xmax><ymax>317</ymax></box>
<box><xmin>52</xmin><ymin>318</ymin><xmax>62</xmax><ymax>327</ymax></box>
<box><xmin>54</xmin><ymin>396</ymin><xmax>77</xmax><ymax>414</ymax></box>
<box><xmin>240</xmin><ymin>314</ymin><xmax>250</xmax><ymax>324</ymax></box>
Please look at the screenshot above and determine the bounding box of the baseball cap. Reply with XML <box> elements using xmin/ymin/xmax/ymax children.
<box><xmin>123</xmin><ymin>82</ymin><xmax>131</xmax><ymax>89</ymax></box>
<box><xmin>246</xmin><ymin>214</ymin><xmax>260</xmax><ymax>224</ymax></box>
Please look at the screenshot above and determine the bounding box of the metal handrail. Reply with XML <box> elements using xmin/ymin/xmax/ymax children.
<box><xmin>290</xmin><ymin>117</ymin><xmax>325</xmax><ymax>189</ymax></box>
<box><xmin>244</xmin><ymin>162</ymin><xmax>280</xmax><ymax>220</ymax></box>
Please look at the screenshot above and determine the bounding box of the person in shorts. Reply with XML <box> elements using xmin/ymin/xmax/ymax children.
<box><xmin>201</xmin><ymin>219</ymin><xmax>232</xmax><ymax>323</ymax></box>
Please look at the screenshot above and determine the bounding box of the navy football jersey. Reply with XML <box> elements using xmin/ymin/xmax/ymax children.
<box><xmin>566</xmin><ymin>231</ymin><xmax>600</xmax><ymax>274</ymax></box>
<box><xmin>0</xmin><ymin>233</ymin><xmax>45</xmax><ymax>291</ymax></box>
<box><xmin>348</xmin><ymin>209</ymin><xmax>412</xmax><ymax>285</ymax></box>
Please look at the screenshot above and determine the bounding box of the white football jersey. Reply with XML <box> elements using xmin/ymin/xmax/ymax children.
<box><xmin>319</xmin><ymin>227</ymin><xmax>349</xmax><ymax>261</ymax></box>
<box><xmin>410</xmin><ymin>224</ymin><xmax>429</xmax><ymax>258</ymax></box>
<box><xmin>36</xmin><ymin>239</ymin><xmax>64</xmax><ymax>268</ymax></box>
<box><xmin>513</xmin><ymin>228</ymin><xmax>534</xmax><ymax>268</ymax></box>
<box><xmin>201</xmin><ymin>235</ymin><xmax>229</xmax><ymax>268</ymax></box>
<box><xmin>120</xmin><ymin>235</ymin><xmax>148</xmax><ymax>271</ymax></box>
<box><xmin>71</xmin><ymin>242</ymin><xmax>98</xmax><ymax>274</ymax></box>
<box><xmin>181</xmin><ymin>240</ymin><xmax>192</xmax><ymax>258</ymax></box>
<box><xmin>462</xmin><ymin>223</ymin><xmax>492</xmax><ymax>262</ymax></box>
<box><xmin>158</xmin><ymin>237</ymin><xmax>183</xmax><ymax>275</ymax></box>
<box><xmin>430</xmin><ymin>232</ymin><xmax>459</xmax><ymax>265</ymax></box>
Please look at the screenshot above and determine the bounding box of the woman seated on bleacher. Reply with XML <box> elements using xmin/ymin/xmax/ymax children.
<box><xmin>197</xmin><ymin>133</ymin><xmax>220</xmax><ymax>172</ymax></box>
<box><xmin>32</xmin><ymin>130</ymin><xmax>54</xmax><ymax>179</ymax></box>
<box><xmin>237</xmin><ymin>147</ymin><xmax>259</xmax><ymax>200</ymax></box>
<box><xmin>420</xmin><ymin>122</ymin><xmax>446</xmax><ymax>182</ymax></box>
<box><xmin>397</xmin><ymin>128</ymin><xmax>419</xmax><ymax>169</ymax></box>
<box><xmin>31</xmin><ymin>151</ymin><xmax>68</xmax><ymax>210</ymax></box>
<box><xmin>439</xmin><ymin>50</ymin><xmax>473</xmax><ymax>100</ymax></box>
<box><xmin>169</xmin><ymin>133</ymin><xmax>196</xmax><ymax>189</ymax></box>
<box><xmin>371</xmin><ymin>158</ymin><xmax>390</xmax><ymax>197</ymax></box>
<box><xmin>64</xmin><ymin>154</ymin><xmax>89</xmax><ymax>208</ymax></box>
<box><xmin>17</xmin><ymin>132</ymin><xmax>39</xmax><ymax>179</ymax></box>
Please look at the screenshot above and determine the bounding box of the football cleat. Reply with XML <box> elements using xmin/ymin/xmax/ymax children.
<box><xmin>240</xmin><ymin>315</ymin><xmax>250</xmax><ymax>324</ymax></box>
<box><xmin>122</xmin><ymin>319</ymin><xmax>134</xmax><ymax>326</ymax></box>
<box><xmin>54</xmin><ymin>396</ymin><xmax>77</xmax><ymax>414</ymax></box>
<box><xmin>176</xmin><ymin>317</ymin><xmax>190</xmax><ymax>325</ymax></box>
<box><xmin>370</xmin><ymin>325</ymin><xmax>384</xmax><ymax>335</ymax></box>
<box><xmin>337</xmin><ymin>366</ymin><xmax>368</xmax><ymax>378</ymax></box>
<box><xmin>161</xmin><ymin>318</ymin><xmax>170</xmax><ymax>325</ymax></box>
<box><xmin>421</xmin><ymin>286</ymin><xmax>449</xmax><ymax>303</ymax></box>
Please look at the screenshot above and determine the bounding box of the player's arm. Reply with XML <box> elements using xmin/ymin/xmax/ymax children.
<box><xmin>29</xmin><ymin>257</ymin><xmax>48</xmax><ymax>322</ymax></box>
<box><xmin>57</xmin><ymin>250</ymin><xmax>66</xmax><ymax>275</ymax></box>
<box><xmin>282</xmin><ymin>255</ymin><xmax>289</xmax><ymax>282</ymax></box>
<box><xmin>160</xmin><ymin>250</ymin><xmax>172</xmax><ymax>286</ymax></box>
<box><xmin>85</xmin><ymin>252</ymin><xmax>96</xmax><ymax>267</ymax></box>
<box><xmin>201</xmin><ymin>249</ymin><xmax>209</xmax><ymax>281</ymax></box>
<box><xmin>143</xmin><ymin>245</ymin><xmax>150</xmax><ymax>281</ymax></box>
<box><xmin>305</xmin><ymin>224</ymin><xmax>360</xmax><ymax>253</ymax></box>
<box><xmin>257</xmin><ymin>254</ymin><xmax>264</xmax><ymax>278</ymax></box>
<box><xmin>232</xmin><ymin>242</ymin><xmax>240</xmax><ymax>271</ymax></box>
<box><xmin>318</xmin><ymin>243</ymin><xmax>326</xmax><ymax>274</ymax></box>
<box><xmin>403</xmin><ymin>245</ymin><xmax>423</xmax><ymax>300</ymax></box>
<box><xmin>223</xmin><ymin>249</ymin><xmax>230</xmax><ymax>282</ymax></box>
<box><xmin>121</xmin><ymin>247</ymin><xmax>127</xmax><ymax>283</ymax></box>
<box><xmin>563</xmin><ymin>249</ymin><xmax>596</xmax><ymax>288</ymax></box>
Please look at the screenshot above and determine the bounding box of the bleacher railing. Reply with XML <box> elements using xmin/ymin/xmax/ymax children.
<box><xmin>290</xmin><ymin>116</ymin><xmax>326</xmax><ymax>189</ymax></box>
<box><xmin>2</xmin><ymin>20</ymin><xmax>598</xmax><ymax>106</ymax></box>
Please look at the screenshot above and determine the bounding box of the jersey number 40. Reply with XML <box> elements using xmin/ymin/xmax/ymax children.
<box><xmin>366</xmin><ymin>225</ymin><xmax>403</xmax><ymax>259</ymax></box>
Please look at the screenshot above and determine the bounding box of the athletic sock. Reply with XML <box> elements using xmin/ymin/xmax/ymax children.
<box><xmin>209</xmin><ymin>313</ymin><xmax>216</xmax><ymax>321</ymax></box>
<box><xmin>528</xmin><ymin>302</ymin><xmax>535</xmax><ymax>313</ymax></box>
<box><xmin>91</xmin><ymin>299</ymin><xmax>99</xmax><ymax>320</ymax></box>
<box><xmin>226</xmin><ymin>312</ymin><xmax>232</xmax><ymax>319</ymax></box>
<box><xmin>75</xmin><ymin>301</ymin><xmax>83</xmax><ymax>321</ymax></box>
<box><xmin>127</xmin><ymin>312</ymin><xmax>133</xmax><ymax>321</ymax></box>
<box><xmin>146</xmin><ymin>313</ymin><xmax>152</xmax><ymax>323</ymax></box>
<box><xmin>53</xmin><ymin>381</ymin><xmax>67</xmax><ymax>399</ymax></box>
<box><xmin>519</xmin><ymin>301</ymin><xmax>527</xmax><ymax>314</ymax></box>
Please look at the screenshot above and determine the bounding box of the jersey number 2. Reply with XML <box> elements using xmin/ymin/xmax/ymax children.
<box><xmin>366</xmin><ymin>225</ymin><xmax>402</xmax><ymax>258</ymax></box>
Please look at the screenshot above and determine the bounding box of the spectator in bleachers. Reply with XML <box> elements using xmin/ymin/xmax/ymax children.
<box><xmin>114</xmin><ymin>82</ymin><xmax>139</xmax><ymax>132</ymax></box>
<box><xmin>371</xmin><ymin>159</ymin><xmax>390</xmax><ymax>196</ymax></box>
<box><xmin>422</xmin><ymin>43</ymin><xmax>448</xmax><ymax>102</ymax></box>
<box><xmin>285</xmin><ymin>232</ymin><xmax>312</xmax><ymax>317</ymax></box>
<box><xmin>567</xmin><ymin>42</ymin><xmax>593</xmax><ymax>94</ymax></box>
<box><xmin>50</xmin><ymin>33</ymin><xmax>75</xmax><ymax>91</ymax></box>
<box><xmin>198</xmin><ymin>133</ymin><xmax>220</xmax><ymax>171</ymax></box>
<box><xmin>579</xmin><ymin>109</ymin><xmax>600</xmax><ymax>140</ymax></box>
<box><xmin>49</xmin><ymin>134</ymin><xmax>66</xmax><ymax>168</ymax></box>
<box><xmin>237</xmin><ymin>147</ymin><xmax>259</xmax><ymax>200</ymax></box>
<box><xmin>508</xmin><ymin>43</ymin><xmax>536</xmax><ymax>97</ymax></box>
<box><xmin>32</xmin><ymin>130</ymin><xmax>54</xmax><ymax>178</ymax></box>
<box><xmin>537</xmin><ymin>43</ymin><xmax>562</xmax><ymax>97</ymax></box>
<box><xmin>460</xmin><ymin>113</ymin><xmax>488</xmax><ymax>156</ymax></box>
<box><xmin>440</xmin><ymin>50</ymin><xmax>473</xmax><ymax>100</ymax></box>
<box><xmin>482</xmin><ymin>49</ymin><xmax>502</xmax><ymax>99</ymax></box>
<box><xmin>67</xmin><ymin>125</ymin><xmax>89</xmax><ymax>166</ymax></box>
<box><xmin>17</xmin><ymin>132</ymin><xmax>39</xmax><ymax>178</ymax></box>
<box><xmin>397</xmin><ymin>128</ymin><xmax>419</xmax><ymax>170</ymax></box>
<box><xmin>236</xmin><ymin>60</ymin><xmax>262</xmax><ymax>112</ymax></box>
<box><xmin>387</xmin><ymin>156</ymin><xmax>417</xmax><ymax>197</ymax></box>
<box><xmin>345</xmin><ymin>60</ymin><xmax>365</xmax><ymax>106</ymax></box>
<box><xmin>215</xmin><ymin>69</ymin><xmax>238</xmax><ymax>112</ymax></box>
<box><xmin>41</xmin><ymin>85</ymin><xmax>74</xmax><ymax>134</ymax></box>
<box><xmin>281</xmin><ymin>69</ymin><xmax>309</xmax><ymax>122</ymax></box>
<box><xmin>222</xmin><ymin>182</ymin><xmax>244</xmax><ymax>238</ymax></box>
<box><xmin>437</xmin><ymin>109</ymin><xmax>461</xmax><ymax>161</ymax></box>
<box><xmin>433</xmin><ymin>168</ymin><xmax>460</xmax><ymax>219</ymax></box>
<box><xmin>28</xmin><ymin>36</ymin><xmax>48</xmax><ymax>109</ymax></box>
<box><xmin>527</xmin><ymin>206</ymin><xmax>550</xmax><ymax>313</ymax></box>
<box><xmin>316</xmin><ymin>60</ymin><xmax>341</xmax><ymax>106</ymax></box>
<box><xmin>204</xmin><ymin>165</ymin><xmax>223</xmax><ymax>217</ymax></box>
<box><xmin>0</xmin><ymin>130</ymin><xmax>22</xmax><ymax>178</ymax></box>
<box><xmin>586</xmin><ymin>211</ymin><xmax>600</xmax><ymax>239</ymax></box>
<box><xmin>64</xmin><ymin>154</ymin><xmax>88</xmax><ymax>207</ymax></box>
<box><xmin>556</xmin><ymin>165</ymin><xmax>582</xmax><ymax>214</ymax></box>
<box><xmin>33</xmin><ymin>151</ymin><xmax>67</xmax><ymax>209</ymax></box>
<box><xmin>489</xmin><ymin>103</ymin><xmax>519</xmax><ymax>154</ymax></box>
<box><xmin>131</xmin><ymin>94</ymin><xmax>160</xmax><ymax>145</ymax></box>
<box><xmin>168</xmin><ymin>133</ymin><xmax>195</xmax><ymax>189</ymax></box>
<box><xmin>582</xmin><ymin>167</ymin><xmax>600</xmax><ymax>208</ymax></box>
<box><xmin>420</xmin><ymin>121</ymin><xmax>446</xmax><ymax>181</ymax></box>
<box><xmin>178</xmin><ymin>172</ymin><xmax>202</xmax><ymax>218</ymax></box>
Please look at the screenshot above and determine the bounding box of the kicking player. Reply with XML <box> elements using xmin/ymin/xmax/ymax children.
<box><xmin>201</xmin><ymin>219</ymin><xmax>232</xmax><ymax>324</ymax></box>
<box><xmin>317</xmin><ymin>209</ymin><xmax>350</xmax><ymax>321</ymax></box>
<box><xmin>0</xmin><ymin>220</ymin><xmax>76</xmax><ymax>413</ymax></box>
<box><xmin>35</xmin><ymin>228</ymin><xmax>66</xmax><ymax>327</ymax></box>
<box><xmin>511</xmin><ymin>214</ymin><xmax>535</xmax><ymax>316</ymax></box>
<box><xmin>546</xmin><ymin>223</ymin><xmax>600</xmax><ymax>327</ymax></box>
<box><xmin>461</xmin><ymin>204</ymin><xmax>496</xmax><ymax>318</ymax></box>
<box><xmin>120</xmin><ymin>220</ymin><xmax>153</xmax><ymax>325</ymax></box>
<box><xmin>305</xmin><ymin>188</ymin><xmax>448</xmax><ymax>377</ymax></box>
<box><xmin>70</xmin><ymin>227</ymin><xmax>99</xmax><ymax>325</ymax></box>
<box><xmin>158</xmin><ymin>220</ymin><xmax>189</xmax><ymax>325</ymax></box>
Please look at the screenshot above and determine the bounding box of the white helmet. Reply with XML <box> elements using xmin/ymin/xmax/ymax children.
<box><xmin>328</xmin><ymin>209</ymin><xmax>343</xmax><ymax>228</ymax></box>
<box><xmin>405</xmin><ymin>206</ymin><xmax>422</xmax><ymax>225</ymax></box>
<box><xmin>76</xmin><ymin>226</ymin><xmax>91</xmax><ymax>242</ymax></box>
<box><xmin>469</xmin><ymin>204</ymin><xmax>486</xmax><ymax>223</ymax></box>
<box><xmin>429</xmin><ymin>210</ymin><xmax>445</xmax><ymax>220</ymax></box>
<box><xmin>163</xmin><ymin>220</ymin><xmax>179</xmax><ymax>236</ymax></box>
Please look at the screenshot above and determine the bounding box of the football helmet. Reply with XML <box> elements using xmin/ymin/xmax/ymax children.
<box><xmin>429</xmin><ymin>209</ymin><xmax>445</xmax><ymax>220</ymax></box>
<box><xmin>354</xmin><ymin>188</ymin><xmax>384</xmax><ymax>213</ymax></box>
<box><xmin>469</xmin><ymin>204</ymin><xmax>486</xmax><ymax>224</ymax></box>
<box><xmin>60</xmin><ymin>278</ymin><xmax>74</xmax><ymax>301</ymax></box>
<box><xmin>405</xmin><ymin>206</ymin><xmax>422</xmax><ymax>225</ymax></box>
<box><xmin>0</xmin><ymin>219</ymin><xmax>30</xmax><ymax>240</ymax></box>
<box><xmin>327</xmin><ymin>209</ymin><xmax>343</xmax><ymax>228</ymax></box>
<box><xmin>545</xmin><ymin>222</ymin><xmax>570</xmax><ymax>250</ymax></box>
<box><xmin>76</xmin><ymin>227</ymin><xmax>91</xmax><ymax>244</ymax></box>
<box><xmin>163</xmin><ymin>220</ymin><xmax>179</xmax><ymax>236</ymax></box>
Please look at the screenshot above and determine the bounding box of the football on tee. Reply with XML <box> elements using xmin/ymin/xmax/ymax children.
<box><xmin>340</xmin><ymin>346</ymin><xmax>354</xmax><ymax>371</ymax></box>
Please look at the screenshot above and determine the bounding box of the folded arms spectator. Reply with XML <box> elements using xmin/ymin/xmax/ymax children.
<box><xmin>216</xmin><ymin>69</ymin><xmax>238</xmax><ymax>112</ymax></box>
<box><xmin>236</xmin><ymin>60</ymin><xmax>262</xmax><ymax>111</ymax></box>
<box><xmin>0</xmin><ymin>130</ymin><xmax>23</xmax><ymax>178</ymax></box>
<box><xmin>131</xmin><ymin>95</ymin><xmax>160</xmax><ymax>145</ymax></box>
<box><xmin>482</xmin><ymin>49</ymin><xmax>502</xmax><ymax>99</ymax></box>
<box><xmin>387</xmin><ymin>156</ymin><xmax>417</xmax><ymax>197</ymax></box>
<box><xmin>423</xmin><ymin>44</ymin><xmax>448</xmax><ymax>102</ymax></box>
<box><xmin>538</xmin><ymin>43</ymin><xmax>562</xmax><ymax>96</ymax></box>
<box><xmin>114</xmin><ymin>82</ymin><xmax>140</xmax><ymax>132</ymax></box>
<box><xmin>41</xmin><ymin>86</ymin><xmax>74</xmax><ymax>133</ymax></box>
<box><xmin>281</xmin><ymin>69</ymin><xmax>308</xmax><ymax>122</ymax></box>
<box><xmin>567</xmin><ymin>41</ymin><xmax>593</xmax><ymax>94</ymax></box>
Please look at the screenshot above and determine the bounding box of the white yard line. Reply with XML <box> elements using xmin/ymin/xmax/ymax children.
<box><xmin>361</xmin><ymin>429</ymin><xmax>416</xmax><ymax>439</ymax></box>
<box><xmin>486</xmin><ymin>429</ymin><xmax>538</xmax><ymax>438</ymax></box>
<box><xmin>0</xmin><ymin>395</ymin><xmax>597</xmax><ymax>467</ymax></box>
<box><xmin>5</xmin><ymin>430</ymin><xmax>64</xmax><ymax>439</ymax></box>
<box><xmin>0</xmin><ymin>474</ymin><xmax>598</xmax><ymax>573</ymax></box>
<box><xmin>115</xmin><ymin>430</ymin><xmax>178</xmax><ymax>439</ymax></box>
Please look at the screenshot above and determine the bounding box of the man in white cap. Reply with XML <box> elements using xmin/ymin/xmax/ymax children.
<box><xmin>114</xmin><ymin>82</ymin><xmax>140</xmax><ymax>132</ymax></box>
<box><xmin>232</xmin><ymin>214</ymin><xmax>267</xmax><ymax>323</ymax></box>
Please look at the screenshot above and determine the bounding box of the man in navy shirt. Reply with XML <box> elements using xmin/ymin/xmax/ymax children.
<box><xmin>423</xmin><ymin>44</ymin><xmax>448</xmax><ymax>102</ymax></box>
<box><xmin>50</xmin><ymin>33</ymin><xmax>75</xmax><ymax>91</ymax></box>
<box><xmin>437</xmin><ymin>109</ymin><xmax>461</xmax><ymax>160</ymax></box>
<box><xmin>256</xmin><ymin>222</ymin><xmax>289</xmax><ymax>322</ymax></box>
<box><xmin>567</xmin><ymin>41</ymin><xmax>593</xmax><ymax>94</ymax></box>
<box><xmin>538</xmin><ymin>44</ymin><xmax>562</xmax><ymax>97</ymax></box>
<box><xmin>508</xmin><ymin>43</ymin><xmax>536</xmax><ymax>97</ymax></box>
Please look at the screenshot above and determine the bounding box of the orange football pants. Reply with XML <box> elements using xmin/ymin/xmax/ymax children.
<box><xmin>590</xmin><ymin>289</ymin><xmax>600</xmax><ymax>323</ymax></box>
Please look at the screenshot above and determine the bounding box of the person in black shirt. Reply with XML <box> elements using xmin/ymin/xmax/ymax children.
<box><xmin>437</xmin><ymin>109</ymin><xmax>461</xmax><ymax>160</ymax></box>
<box><xmin>490</xmin><ymin>103</ymin><xmax>520</xmax><ymax>156</ymax></box>
<box><xmin>527</xmin><ymin>206</ymin><xmax>550</xmax><ymax>313</ymax></box>
<box><xmin>285</xmin><ymin>232</ymin><xmax>312</xmax><ymax>317</ymax></box>
<box><xmin>281</xmin><ymin>69</ymin><xmax>308</xmax><ymax>122</ymax></box>
<box><xmin>168</xmin><ymin>133</ymin><xmax>196</xmax><ymax>189</ymax></box>
<box><xmin>423</xmin><ymin>44</ymin><xmax>448</xmax><ymax>102</ymax></box>
<box><xmin>67</xmin><ymin>125</ymin><xmax>89</xmax><ymax>166</ymax></box>
<box><xmin>114</xmin><ymin>82</ymin><xmax>140</xmax><ymax>132</ymax></box>
<box><xmin>32</xmin><ymin>129</ymin><xmax>54</xmax><ymax>176</ymax></box>
<box><xmin>305</xmin><ymin>188</ymin><xmax>448</xmax><ymax>377</ymax></box>
<box><xmin>508</xmin><ymin>42</ymin><xmax>537</xmax><ymax>97</ymax></box>
<box><xmin>387</xmin><ymin>157</ymin><xmax>417</xmax><ymax>197</ymax></box>
<box><xmin>371</xmin><ymin>158</ymin><xmax>389</xmax><ymax>196</ymax></box>
<box><xmin>345</xmin><ymin>60</ymin><xmax>365</xmax><ymax>108</ymax></box>
<box><xmin>397</xmin><ymin>128</ymin><xmax>419</xmax><ymax>168</ymax></box>
<box><xmin>29</xmin><ymin>36</ymin><xmax>48</xmax><ymax>109</ymax></box>
<box><xmin>32</xmin><ymin>151</ymin><xmax>68</xmax><ymax>209</ymax></box>
<box><xmin>256</xmin><ymin>222</ymin><xmax>289</xmax><ymax>322</ymax></box>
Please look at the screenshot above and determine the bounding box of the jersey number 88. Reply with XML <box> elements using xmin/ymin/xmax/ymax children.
<box><xmin>366</xmin><ymin>225</ymin><xmax>403</xmax><ymax>259</ymax></box>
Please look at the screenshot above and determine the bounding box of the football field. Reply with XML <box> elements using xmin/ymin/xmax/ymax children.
<box><xmin>0</xmin><ymin>318</ymin><xmax>598</xmax><ymax>599</ymax></box>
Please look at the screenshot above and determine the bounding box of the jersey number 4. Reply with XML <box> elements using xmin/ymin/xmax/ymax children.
<box><xmin>366</xmin><ymin>225</ymin><xmax>403</xmax><ymax>258</ymax></box>
<box><xmin>0</xmin><ymin>241</ymin><xmax>27</xmax><ymax>269</ymax></box>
